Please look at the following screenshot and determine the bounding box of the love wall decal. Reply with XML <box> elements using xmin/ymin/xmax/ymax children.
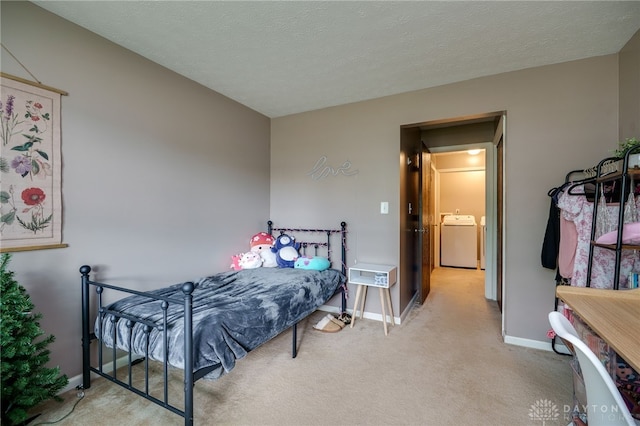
<box><xmin>307</xmin><ymin>156</ymin><xmax>359</xmax><ymax>181</ymax></box>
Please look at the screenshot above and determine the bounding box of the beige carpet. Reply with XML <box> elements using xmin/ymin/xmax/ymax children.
<box><xmin>28</xmin><ymin>267</ymin><xmax>573</xmax><ymax>425</ymax></box>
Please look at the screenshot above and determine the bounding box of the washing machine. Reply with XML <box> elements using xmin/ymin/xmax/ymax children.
<box><xmin>440</xmin><ymin>214</ymin><xmax>478</xmax><ymax>269</ymax></box>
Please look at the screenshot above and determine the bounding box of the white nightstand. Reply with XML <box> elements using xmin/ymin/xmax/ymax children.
<box><xmin>348</xmin><ymin>263</ymin><xmax>397</xmax><ymax>335</ymax></box>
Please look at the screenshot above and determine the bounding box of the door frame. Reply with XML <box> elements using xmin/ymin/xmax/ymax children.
<box><xmin>430</xmin><ymin>141</ymin><xmax>496</xmax><ymax>301</ymax></box>
<box><xmin>400</xmin><ymin>111</ymin><xmax>505</xmax><ymax>331</ymax></box>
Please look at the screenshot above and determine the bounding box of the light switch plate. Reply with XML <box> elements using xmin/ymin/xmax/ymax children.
<box><xmin>380</xmin><ymin>201</ymin><xmax>389</xmax><ymax>214</ymax></box>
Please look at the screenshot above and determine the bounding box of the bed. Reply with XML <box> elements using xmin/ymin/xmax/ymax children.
<box><xmin>80</xmin><ymin>221</ymin><xmax>347</xmax><ymax>425</ymax></box>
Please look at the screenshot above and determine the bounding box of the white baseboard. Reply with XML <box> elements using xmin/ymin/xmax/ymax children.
<box><xmin>352</xmin><ymin>309</ymin><xmax>399</xmax><ymax>325</ymax></box>
<box><xmin>318</xmin><ymin>304</ymin><xmax>399</xmax><ymax>325</ymax></box>
<box><xmin>504</xmin><ymin>334</ymin><xmax>570</xmax><ymax>355</ymax></box>
<box><xmin>400</xmin><ymin>292</ymin><xmax>419</xmax><ymax>323</ymax></box>
<box><xmin>61</xmin><ymin>354</ymin><xmax>142</xmax><ymax>395</ymax></box>
<box><xmin>317</xmin><ymin>304</ymin><xmax>341</xmax><ymax>315</ymax></box>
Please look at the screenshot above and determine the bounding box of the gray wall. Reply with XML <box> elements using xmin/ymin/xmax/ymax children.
<box><xmin>620</xmin><ymin>29</ymin><xmax>640</xmax><ymax>139</ymax></box>
<box><xmin>1</xmin><ymin>2</ymin><xmax>270</xmax><ymax>381</ymax></box>
<box><xmin>271</xmin><ymin>53</ymin><xmax>621</xmax><ymax>348</ymax></box>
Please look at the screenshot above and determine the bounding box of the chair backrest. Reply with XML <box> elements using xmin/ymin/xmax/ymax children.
<box><xmin>548</xmin><ymin>311</ymin><xmax>636</xmax><ymax>426</ymax></box>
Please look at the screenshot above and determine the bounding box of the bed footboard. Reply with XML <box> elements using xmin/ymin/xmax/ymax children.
<box><xmin>80</xmin><ymin>265</ymin><xmax>199</xmax><ymax>425</ymax></box>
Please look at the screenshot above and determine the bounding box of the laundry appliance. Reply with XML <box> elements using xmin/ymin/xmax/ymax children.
<box><xmin>440</xmin><ymin>214</ymin><xmax>478</xmax><ymax>269</ymax></box>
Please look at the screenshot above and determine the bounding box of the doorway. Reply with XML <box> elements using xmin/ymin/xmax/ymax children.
<box><xmin>432</xmin><ymin>150</ymin><xmax>486</xmax><ymax>270</ymax></box>
<box><xmin>399</xmin><ymin>112</ymin><xmax>505</xmax><ymax>323</ymax></box>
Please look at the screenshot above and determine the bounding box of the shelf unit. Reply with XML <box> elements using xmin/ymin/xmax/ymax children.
<box><xmin>586</xmin><ymin>146</ymin><xmax>640</xmax><ymax>289</ymax></box>
<box><xmin>348</xmin><ymin>263</ymin><xmax>397</xmax><ymax>288</ymax></box>
<box><xmin>567</xmin><ymin>144</ymin><xmax>640</xmax><ymax>421</ymax></box>
<box><xmin>348</xmin><ymin>263</ymin><xmax>397</xmax><ymax>335</ymax></box>
<box><xmin>551</xmin><ymin>145</ymin><xmax>640</xmax><ymax>354</ymax></box>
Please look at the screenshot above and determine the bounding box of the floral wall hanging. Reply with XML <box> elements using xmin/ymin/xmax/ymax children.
<box><xmin>0</xmin><ymin>74</ymin><xmax>67</xmax><ymax>252</ymax></box>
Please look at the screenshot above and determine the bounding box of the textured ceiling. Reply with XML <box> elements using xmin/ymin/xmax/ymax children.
<box><xmin>33</xmin><ymin>1</ymin><xmax>640</xmax><ymax>118</ymax></box>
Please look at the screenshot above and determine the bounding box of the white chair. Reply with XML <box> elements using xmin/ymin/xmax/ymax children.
<box><xmin>549</xmin><ymin>311</ymin><xmax>639</xmax><ymax>426</ymax></box>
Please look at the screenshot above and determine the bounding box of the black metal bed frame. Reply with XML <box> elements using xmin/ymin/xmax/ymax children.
<box><xmin>80</xmin><ymin>221</ymin><xmax>347</xmax><ymax>426</ymax></box>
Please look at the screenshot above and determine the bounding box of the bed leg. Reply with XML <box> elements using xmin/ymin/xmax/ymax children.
<box><xmin>80</xmin><ymin>265</ymin><xmax>92</xmax><ymax>390</ymax></box>
<box><xmin>292</xmin><ymin>323</ymin><xmax>297</xmax><ymax>358</ymax></box>
<box><xmin>341</xmin><ymin>221</ymin><xmax>348</xmax><ymax>315</ymax></box>
<box><xmin>182</xmin><ymin>282</ymin><xmax>195</xmax><ymax>426</ymax></box>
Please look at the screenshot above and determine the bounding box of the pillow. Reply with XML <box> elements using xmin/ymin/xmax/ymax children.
<box><xmin>294</xmin><ymin>256</ymin><xmax>330</xmax><ymax>271</ymax></box>
<box><xmin>596</xmin><ymin>222</ymin><xmax>640</xmax><ymax>245</ymax></box>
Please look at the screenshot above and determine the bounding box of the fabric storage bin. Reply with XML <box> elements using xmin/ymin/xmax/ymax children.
<box><xmin>571</xmin><ymin>356</ymin><xmax>587</xmax><ymax>415</ymax></box>
<box><xmin>615</xmin><ymin>352</ymin><xmax>640</xmax><ymax>420</ymax></box>
<box><xmin>570</xmin><ymin>312</ymin><xmax>616</xmax><ymax>378</ymax></box>
<box><xmin>569</xmin><ymin>308</ymin><xmax>640</xmax><ymax>420</ymax></box>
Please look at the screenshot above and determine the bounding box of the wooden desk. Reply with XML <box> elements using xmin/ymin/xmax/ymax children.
<box><xmin>556</xmin><ymin>286</ymin><xmax>640</xmax><ymax>372</ymax></box>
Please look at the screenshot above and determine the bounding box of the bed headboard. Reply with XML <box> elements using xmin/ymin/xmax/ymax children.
<box><xmin>267</xmin><ymin>220</ymin><xmax>347</xmax><ymax>276</ymax></box>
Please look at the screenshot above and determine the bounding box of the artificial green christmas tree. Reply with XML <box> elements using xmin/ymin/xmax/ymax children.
<box><xmin>1</xmin><ymin>253</ymin><xmax>68</xmax><ymax>425</ymax></box>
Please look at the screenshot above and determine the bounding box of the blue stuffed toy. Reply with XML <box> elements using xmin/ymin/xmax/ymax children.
<box><xmin>294</xmin><ymin>256</ymin><xmax>330</xmax><ymax>271</ymax></box>
<box><xmin>271</xmin><ymin>233</ymin><xmax>300</xmax><ymax>268</ymax></box>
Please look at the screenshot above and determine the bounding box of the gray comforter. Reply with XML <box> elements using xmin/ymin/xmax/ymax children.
<box><xmin>96</xmin><ymin>268</ymin><xmax>345</xmax><ymax>379</ymax></box>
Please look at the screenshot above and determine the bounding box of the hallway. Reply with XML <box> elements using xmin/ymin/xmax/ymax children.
<box><xmin>425</xmin><ymin>266</ymin><xmax>495</xmax><ymax>322</ymax></box>
<box><xmin>413</xmin><ymin>266</ymin><xmax>499</xmax><ymax>349</ymax></box>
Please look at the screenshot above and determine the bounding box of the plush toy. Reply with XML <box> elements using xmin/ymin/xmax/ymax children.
<box><xmin>250</xmin><ymin>232</ymin><xmax>277</xmax><ymax>268</ymax></box>
<box><xmin>238</xmin><ymin>251</ymin><xmax>263</xmax><ymax>269</ymax></box>
<box><xmin>271</xmin><ymin>233</ymin><xmax>300</xmax><ymax>268</ymax></box>
<box><xmin>294</xmin><ymin>256</ymin><xmax>330</xmax><ymax>271</ymax></box>
<box><xmin>230</xmin><ymin>251</ymin><xmax>263</xmax><ymax>270</ymax></box>
<box><xmin>230</xmin><ymin>253</ymin><xmax>243</xmax><ymax>270</ymax></box>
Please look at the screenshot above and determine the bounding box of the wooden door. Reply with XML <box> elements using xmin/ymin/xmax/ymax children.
<box><xmin>400</xmin><ymin>126</ymin><xmax>422</xmax><ymax>308</ymax></box>
<box><xmin>420</xmin><ymin>144</ymin><xmax>432</xmax><ymax>303</ymax></box>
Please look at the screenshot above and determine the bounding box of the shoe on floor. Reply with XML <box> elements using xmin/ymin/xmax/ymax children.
<box><xmin>328</xmin><ymin>315</ymin><xmax>346</xmax><ymax>329</ymax></box>
<box><xmin>337</xmin><ymin>312</ymin><xmax>351</xmax><ymax>325</ymax></box>
<box><xmin>313</xmin><ymin>314</ymin><xmax>343</xmax><ymax>333</ymax></box>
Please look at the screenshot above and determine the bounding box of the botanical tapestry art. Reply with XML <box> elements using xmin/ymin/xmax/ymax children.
<box><xmin>0</xmin><ymin>76</ymin><xmax>63</xmax><ymax>251</ymax></box>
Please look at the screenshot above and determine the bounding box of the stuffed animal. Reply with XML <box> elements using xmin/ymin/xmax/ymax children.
<box><xmin>271</xmin><ymin>233</ymin><xmax>300</xmax><ymax>268</ymax></box>
<box><xmin>230</xmin><ymin>253</ymin><xmax>243</xmax><ymax>270</ymax></box>
<box><xmin>294</xmin><ymin>256</ymin><xmax>330</xmax><ymax>271</ymax></box>
<box><xmin>230</xmin><ymin>251</ymin><xmax>263</xmax><ymax>270</ymax></box>
<box><xmin>258</xmin><ymin>249</ymin><xmax>277</xmax><ymax>268</ymax></box>
<box><xmin>250</xmin><ymin>232</ymin><xmax>277</xmax><ymax>268</ymax></box>
<box><xmin>238</xmin><ymin>251</ymin><xmax>263</xmax><ymax>269</ymax></box>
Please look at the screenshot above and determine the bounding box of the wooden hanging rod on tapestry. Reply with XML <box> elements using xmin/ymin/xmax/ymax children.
<box><xmin>0</xmin><ymin>243</ymin><xmax>69</xmax><ymax>254</ymax></box>
<box><xmin>0</xmin><ymin>72</ymin><xmax>68</xmax><ymax>96</ymax></box>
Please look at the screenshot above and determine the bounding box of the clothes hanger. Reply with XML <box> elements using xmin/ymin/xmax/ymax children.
<box><xmin>547</xmin><ymin>169</ymin><xmax>586</xmax><ymax>198</ymax></box>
